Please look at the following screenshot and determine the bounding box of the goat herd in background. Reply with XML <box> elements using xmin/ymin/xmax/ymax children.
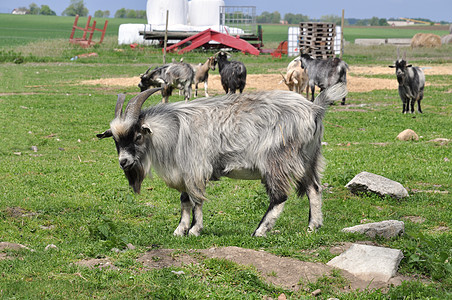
<box><xmin>97</xmin><ymin>49</ymin><xmax>426</xmax><ymax>237</ymax></box>
<box><xmin>136</xmin><ymin>49</ymin><xmax>425</xmax><ymax>113</ymax></box>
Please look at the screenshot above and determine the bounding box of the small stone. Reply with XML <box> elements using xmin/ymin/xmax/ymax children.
<box><xmin>342</xmin><ymin>220</ymin><xmax>405</xmax><ymax>239</ymax></box>
<box><xmin>45</xmin><ymin>244</ymin><xmax>58</xmax><ymax>251</ymax></box>
<box><xmin>171</xmin><ymin>270</ymin><xmax>185</xmax><ymax>275</ymax></box>
<box><xmin>277</xmin><ymin>293</ymin><xmax>287</xmax><ymax>300</ymax></box>
<box><xmin>327</xmin><ymin>244</ymin><xmax>403</xmax><ymax>282</ymax></box>
<box><xmin>311</xmin><ymin>289</ymin><xmax>321</xmax><ymax>296</ymax></box>
<box><xmin>346</xmin><ymin>172</ymin><xmax>409</xmax><ymax>199</ymax></box>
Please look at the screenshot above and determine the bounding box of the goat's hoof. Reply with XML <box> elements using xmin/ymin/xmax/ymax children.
<box><xmin>173</xmin><ymin>227</ymin><xmax>187</xmax><ymax>236</ymax></box>
<box><xmin>252</xmin><ymin>229</ymin><xmax>267</xmax><ymax>237</ymax></box>
<box><xmin>188</xmin><ymin>227</ymin><xmax>202</xmax><ymax>237</ymax></box>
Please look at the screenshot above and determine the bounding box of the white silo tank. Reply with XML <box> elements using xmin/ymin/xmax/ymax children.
<box><xmin>188</xmin><ymin>0</ymin><xmax>225</xmax><ymax>27</ymax></box>
<box><xmin>146</xmin><ymin>0</ymin><xmax>188</xmax><ymax>25</ymax></box>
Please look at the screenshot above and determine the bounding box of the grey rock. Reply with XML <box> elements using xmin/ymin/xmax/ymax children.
<box><xmin>342</xmin><ymin>220</ymin><xmax>405</xmax><ymax>239</ymax></box>
<box><xmin>345</xmin><ymin>172</ymin><xmax>409</xmax><ymax>199</ymax></box>
<box><xmin>327</xmin><ymin>244</ymin><xmax>403</xmax><ymax>282</ymax></box>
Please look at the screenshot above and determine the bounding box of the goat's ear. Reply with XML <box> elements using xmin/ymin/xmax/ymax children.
<box><xmin>388</xmin><ymin>65</ymin><xmax>396</xmax><ymax>68</ymax></box>
<box><xmin>97</xmin><ymin>129</ymin><xmax>113</xmax><ymax>139</ymax></box>
<box><xmin>293</xmin><ymin>78</ymin><xmax>299</xmax><ymax>85</ymax></box>
<box><xmin>406</xmin><ymin>64</ymin><xmax>412</xmax><ymax>68</ymax></box>
<box><xmin>141</xmin><ymin>123</ymin><xmax>153</xmax><ymax>135</ymax></box>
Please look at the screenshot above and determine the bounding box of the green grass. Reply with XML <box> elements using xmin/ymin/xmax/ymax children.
<box><xmin>0</xmin><ymin>15</ymin><xmax>451</xmax><ymax>299</ymax></box>
<box><xmin>0</xmin><ymin>14</ymin><xmax>146</xmax><ymax>48</ymax></box>
<box><xmin>344</xmin><ymin>26</ymin><xmax>449</xmax><ymax>43</ymax></box>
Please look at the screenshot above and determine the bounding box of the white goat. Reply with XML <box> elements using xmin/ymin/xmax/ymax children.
<box><xmin>279</xmin><ymin>59</ymin><xmax>309</xmax><ymax>95</ymax></box>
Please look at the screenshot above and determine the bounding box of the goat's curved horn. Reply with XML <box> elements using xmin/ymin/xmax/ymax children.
<box><xmin>115</xmin><ymin>94</ymin><xmax>126</xmax><ymax>118</ymax></box>
<box><xmin>403</xmin><ymin>51</ymin><xmax>406</xmax><ymax>60</ymax></box>
<box><xmin>397</xmin><ymin>47</ymin><xmax>400</xmax><ymax>60</ymax></box>
<box><xmin>141</xmin><ymin>65</ymin><xmax>153</xmax><ymax>78</ymax></box>
<box><xmin>279</xmin><ymin>71</ymin><xmax>287</xmax><ymax>84</ymax></box>
<box><xmin>287</xmin><ymin>70</ymin><xmax>295</xmax><ymax>82</ymax></box>
<box><xmin>124</xmin><ymin>87</ymin><xmax>163</xmax><ymax>120</ymax></box>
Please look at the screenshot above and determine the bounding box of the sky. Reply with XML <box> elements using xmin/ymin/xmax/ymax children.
<box><xmin>2</xmin><ymin>0</ymin><xmax>451</xmax><ymax>22</ymax></box>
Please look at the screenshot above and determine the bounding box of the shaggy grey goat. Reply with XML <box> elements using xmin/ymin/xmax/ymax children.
<box><xmin>97</xmin><ymin>83</ymin><xmax>347</xmax><ymax>237</ymax></box>
<box><xmin>138</xmin><ymin>62</ymin><xmax>194</xmax><ymax>103</ymax></box>
<box><xmin>214</xmin><ymin>51</ymin><xmax>247</xmax><ymax>94</ymax></box>
<box><xmin>298</xmin><ymin>54</ymin><xmax>349</xmax><ymax>105</ymax></box>
<box><xmin>389</xmin><ymin>50</ymin><xmax>425</xmax><ymax>113</ymax></box>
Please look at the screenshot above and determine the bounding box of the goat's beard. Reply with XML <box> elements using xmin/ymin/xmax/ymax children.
<box><xmin>396</xmin><ymin>74</ymin><xmax>405</xmax><ymax>85</ymax></box>
<box><xmin>123</xmin><ymin>161</ymin><xmax>146</xmax><ymax>194</ymax></box>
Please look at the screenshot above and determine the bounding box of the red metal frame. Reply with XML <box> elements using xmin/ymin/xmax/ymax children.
<box><xmin>166</xmin><ymin>28</ymin><xmax>260</xmax><ymax>56</ymax></box>
<box><xmin>69</xmin><ymin>15</ymin><xmax>108</xmax><ymax>48</ymax></box>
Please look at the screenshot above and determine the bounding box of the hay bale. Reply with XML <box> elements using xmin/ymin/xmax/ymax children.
<box><xmin>441</xmin><ymin>34</ymin><xmax>452</xmax><ymax>45</ymax></box>
<box><xmin>397</xmin><ymin>129</ymin><xmax>419</xmax><ymax>141</ymax></box>
<box><xmin>411</xmin><ymin>33</ymin><xmax>441</xmax><ymax>48</ymax></box>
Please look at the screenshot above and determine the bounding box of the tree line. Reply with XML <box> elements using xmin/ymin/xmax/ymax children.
<box><xmin>15</xmin><ymin>1</ymin><xmax>444</xmax><ymax>25</ymax></box>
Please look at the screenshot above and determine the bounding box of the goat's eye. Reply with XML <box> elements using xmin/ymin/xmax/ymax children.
<box><xmin>135</xmin><ymin>133</ymin><xmax>143</xmax><ymax>142</ymax></box>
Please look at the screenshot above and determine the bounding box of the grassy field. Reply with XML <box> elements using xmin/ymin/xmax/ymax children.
<box><xmin>0</xmin><ymin>14</ymin><xmax>146</xmax><ymax>47</ymax></box>
<box><xmin>0</xmin><ymin>15</ymin><xmax>451</xmax><ymax>299</ymax></box>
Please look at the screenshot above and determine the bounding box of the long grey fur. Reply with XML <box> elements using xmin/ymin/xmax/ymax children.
<box><xmin>98</xmin><ymin>83</ymin><xmax>347</xmax><ymax>237</ymax></box>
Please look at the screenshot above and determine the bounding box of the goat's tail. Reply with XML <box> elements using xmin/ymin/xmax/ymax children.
<box><xmin>313</xmin><ymin>82</ymin><xmax>348</xmax><ymax>108</ymax></box>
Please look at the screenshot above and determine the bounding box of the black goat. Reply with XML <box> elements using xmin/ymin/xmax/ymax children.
<box><xmin>214</xmin><ymin>51</ymin><xmax>247</xmax><ymax>94</ymax></box>
<box><xmin>389</xmin><ymin>50</ymin><xmax>425</xmax><ymax>114</ymax></box>
<box><xmin>298</xmin><ymin>54</ymin><xmax>349</xmax><ymax>105</ymax></box>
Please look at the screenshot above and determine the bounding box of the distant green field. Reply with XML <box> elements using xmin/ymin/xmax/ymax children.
<box><xmin>1</xmin><ymin>14</ymin><xmax>449</xmax><ymax>48</ymax></box>
<box><xmin>0</xmin><ymin>14</ymin><xmax>146</xmax><ymax>47</ymax></box>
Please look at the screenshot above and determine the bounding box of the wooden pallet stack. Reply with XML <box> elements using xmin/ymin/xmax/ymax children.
<box><xmin>299</xmin><ymin>22</ymin><xmax>336</xmax><ymax>59</ymax></box>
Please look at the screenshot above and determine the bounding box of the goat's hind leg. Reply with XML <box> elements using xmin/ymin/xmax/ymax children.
<box><xmin>297</xmin><ymin>178</ymin><xmax>323</xmax><ymax>232</ymax></box>
<box><xmin>174</xmin><ymin>192</ymin><xmax>193</xmax><ymax>236</ymax></box>
<box><xmin>417</xmin><ymin>90</ymin><xmax>424</xmax><ymax>113</ymax></box>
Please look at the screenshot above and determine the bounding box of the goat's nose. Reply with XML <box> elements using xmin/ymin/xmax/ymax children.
<box><xmin>119</xmin><ymin>158</ymin><xmax>132</xmax><ymax>170</ymax></box>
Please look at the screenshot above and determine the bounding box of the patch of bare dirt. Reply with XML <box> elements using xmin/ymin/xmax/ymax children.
<box><xmin>80</xmin><ymin>74</ymin><xmax>397</xmax><ymax>94</ymax></box>
<box><xmin>4</xmin><ymin>207</ymin><xmax>37</xmax><ymax>218</ymax></box>
<box><xmin>131</xmin><ymin>246</ymin><xmax>411</xmax><ymax>293</ymax></box>
<box><xmin>79</xmin><ymin>64</ymin><xmax>452</xmax><ymax>94</ymax></box>
<box><xmin>0</xmin><ymin>242</ymin><xmax>33</xmax><ymax>260</ymax></box>
<box><xmin>73</xmin><ymin>245</ymin><xmax>419</xmax><ymax>293</ymax></box>
<box><xmin>350</xmin><ymin>64</ymin><xmax>452</xmax><ymax>76</ymax></box>
<box><xmin>74</xmin><ymin>258</ymin><xmax>119</xmax><ymax>270</ymax></box>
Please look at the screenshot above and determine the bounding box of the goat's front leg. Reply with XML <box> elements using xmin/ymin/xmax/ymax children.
<box><xmin>306</xmin><ymin>183</ymin><xmax>323</xmax><ymax>232</ymax></box>
<box><xmin>188</xmin><ymin>201</ymin><xmax>204</xmax><ymax>236</ymax></box>
<box><xmin>174</xmin><ymin>192</ymin><xmax>193</xmax><ymax>236</ymax></box>
<box><xmin>204</xmin><ymin>82</ymin><xmax>209</xmax><ymax>97</ymax></box>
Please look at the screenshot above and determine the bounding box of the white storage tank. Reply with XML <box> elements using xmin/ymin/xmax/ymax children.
<box><xmin>146</xmin><ymin>0</ymin><xmax>188</xmax><ymax>25</ymax></box>
<box><xmin>188</xmin><ymin>0</ymin><xmax>224</xmax><ymax>26</ymax></box>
